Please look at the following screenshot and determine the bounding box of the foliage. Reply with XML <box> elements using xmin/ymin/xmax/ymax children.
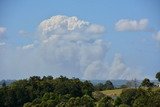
<box><xmin>92</xmin><ymin>91</ymin><xmax>106</xmax><ymax>101</ymax></box>
<box><xmin>120</xmin><ymin>89</ymin><xmax>139</xmax><ymax>106</ymax></box>
<box><xmin>81</xmin><ymin>95</ymin><xmax>94</xmax><ymax>107</ymax></box>
<box><xmin>119</xmin><ymin>88</ymin><xmax>160</xmax><ymax>107</ymax></box>
<box><xmin>104</xmin><ymin>80</ymin><xmax>114</xmax><ymax>90</ymax></box>
<box><xmin>95</xmin><ymin>80</ymin><xmax>114</xmax><ymax>91</ymax></box>
<box><xmin>95</xmin><ymin>83</ymin><xmax>106</xmax><ymax>91</ymax></box>
<box><xmin>0</xmin><ymin>76</ymin><xmax>94</xmax><ymax>107</ymax></box>
<box><xmin>114</xmin><ymin>97</ymin><xmax>122</xmax><ymax>106</ymax></box>
<box><xmin>147</xmin><ymin>91</ymin><xmax>160</xmax><ymax>107</ymax></box>
<box><xmin>141</xmin><ymin>78</ymin><xmax>154</xmax><ymax>87</ymax></box>
<box><xmin>119</xmin><ymin>104</ymin><xmax>130</xmax><ymax>107</ymax></box>
<box><xmin>132</xmin><ymin>89</ymin><xmax>160</xmax><ymax>107</ymax></box>
<box><xmin>1</xmin><ymin>75</ymin><xmax>160</xmax><ymax>107</ymax></box>
<box><xmin>156</xmin><ymin>72</ymin><xmax>160</xmax><ymax>82</ymax></box>
<box><xmin>97</xmin><ymin>96</ymin><xmax>114</xmax><ymax>107</ymax></box>
<box><xmin>2</xmin><ymin>81</ymin><xmax>6</xmax><ymax>87</ymax></box>
<box><xmin>133</xmin><ymin>95</ymin><xmax>149</xmax><ymax>107</ymax></box>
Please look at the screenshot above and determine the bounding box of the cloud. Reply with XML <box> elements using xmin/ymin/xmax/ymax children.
<box><xmin>86</xmin><ymin>24</ymin><xmax>105</xmax><ymax>34</ymax></box>
<box><xmin>22</xmin><ymin>44</ymin><xmax>34</xmax><ymax>50</ymax></box>
<box><xmin>108</xmin><ymin>54</ymin><xmax>142</xmax><ymax>80</ymax></box>
<box><xmin>38</xmin><ymin>15</ymin><xmax>105</xmax><ymax>41</ymax></box>
<box><xmin>83</xmin><ymin>61</ymin><xmax>108</xmax><ymax>80</ymax></box>
<box><xmin>0</xmin><ymin>42</ymin><xmax>6</xmax><ymax>46</ymax></box>
<box><xmin>83</xmin><ymin>54</ymin><xmax>142</xmax><ymax>80</ymax></box>
<box><xmin>0</xmin><ymin>15</ymin><xmax>108</xmax><ymax>79</ymax></box>
<box><xmin>154</xmin><ymin>31</ymin><xmax>160</xmax><ymax>43</ymax></box>
<box><xmin>0</xmin><ymin>15</ymin><xmax>143</xmax><ymax>80</ymax></box>
<box><xmin>115</xmin><ymin>19</ymin><xmax>148</xmax><ymax>31</ymax></box>
<box><xmin>38</xmin><ymin>36</ymin><xmax>109</xmax><ymax>78</ymax></box>
<box><xmin>0</xmin><ymin>27</ymin><xmax>7</xmax><ymax>38</ymax></box>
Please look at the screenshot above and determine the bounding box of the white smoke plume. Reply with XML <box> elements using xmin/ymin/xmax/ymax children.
<box><xmin>0</xmin><ymin>15</ymin><xmax>142</xmax><ymax>80</ymax></box>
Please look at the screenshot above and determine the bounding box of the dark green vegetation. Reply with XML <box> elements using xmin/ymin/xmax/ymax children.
<box><xmin>156</xmin><ymin>71</ymin><xmax>160</xmax><ymax>82</ymax></box>
<box><xmin>0</xmin><ymin>76</ymin><xmax>94</xmax><ymax>107</ymax></box>
<box><xmin>0</xmin><ymin>72</ymin><xmax>160</xmax><ymax>107</ymax></box>
<box><xmin>95</xmin><ymin>80</ymin><xmax>114</xmax><ymax>91</ymax></box>
<box><xmin>120</xmin><ymin>88</ymin><xmax>160</xmax><ymax>107</ymax></box>
<box><xmin>140</xmin><ymin>78</ymin><xmax>154</xmax><ymax>87</ymax></box>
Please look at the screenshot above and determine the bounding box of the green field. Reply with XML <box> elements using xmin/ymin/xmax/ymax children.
<box><xmin>101</xmin><ymin>89</ymin><xmax>123</xmax><ymax>96</ymax></box>
<box><xmin>101</xmin><ymin>87</ymin><xmax>160</xmax><ymax>97</ymax></box>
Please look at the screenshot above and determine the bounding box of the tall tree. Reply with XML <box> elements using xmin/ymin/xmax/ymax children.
<box><xmin>156</xmin><ymin>71</ymin><xmax>160</xmax><ymax>82</ymax></box>
<box><xmin>141</xmin><ymin>78</ymin><xmax>153</xmax><ymax>87</ymax></box>
<box><xmin>95</xmin><ymin>83</ymin><xmax>105</xmax><ymax>91</ymax></box>
<box><xmin>2</xmin><ymin>81</ymin><xmax>6</xmax><ymax>87</ymax></box>
<box><xmin>104</xmin><ymin>80</ymin><xmax>114</xmax><ymax>90</ymax></box>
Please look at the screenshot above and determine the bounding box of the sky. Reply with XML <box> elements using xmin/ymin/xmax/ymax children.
<box><xmin>0</xmin><ymin>0</ymin><xmax>160</xmax><ymax>80</ymax></box>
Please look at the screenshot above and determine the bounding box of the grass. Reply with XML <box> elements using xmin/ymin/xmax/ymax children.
<box><xmin>101</xmin><ymin>89</ymin><xmax>123</xmax><ymax>96</ymax></box>
<box><xmin>101</xmin><ymin>87</ymin><xmax>160</xmax><ymax>97</ymax></box>
<box><xmin>151</xmin><ymin>87</ymin><xmax>160</xmax><ymax>91</ymax></box>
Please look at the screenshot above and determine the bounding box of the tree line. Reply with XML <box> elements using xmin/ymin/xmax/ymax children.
<box><xmin>0</xmin><ymin>76</ymin><xmax>94</xmax><ymax>107</ymax></box>
<box><xmin>0</xmin><ymin>71</ymin><xmax>160</xmax><ymax>107</ymax></box>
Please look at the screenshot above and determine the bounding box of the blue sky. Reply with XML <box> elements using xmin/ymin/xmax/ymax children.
<box><xmin>0</xmin><ymin>0</ymin><xmax>160</xmax><ymax>80</ymax></box>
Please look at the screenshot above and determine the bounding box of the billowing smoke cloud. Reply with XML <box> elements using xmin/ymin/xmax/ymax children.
<box><xmin>37</xmin><ymin>15</ymin><xmax>108</xmax><ymax>79</ymax></box>
<box><xmin>83</xmin><ymin>54</ymin><xmax>142</xmax><ymax>80</ymax></box>
<box><xmin>38</xmin><ymin>15</ymin><xmax>105</xmax><ymax>41</ymax></box>
<box><xmin>115</xmin><ymin>19</ymin><xmax>148</xmax><ymax>31</ymax></box>
<box><xmin>0</xmin><ymin>15</ymin><xmax>142</xmax><ymax>80</ymax></box>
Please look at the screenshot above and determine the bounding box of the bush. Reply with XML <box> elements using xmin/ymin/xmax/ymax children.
<box><xmin>92</xmin><ymin>91</ymin><xmax>106</xmax><ymax>101</ymax></box>
<box><xmin>97</xmin><ymin>96</ymin><xmax>113</xmax><ymax>107</ymax></box>
<box><xmin>120</xmin><ymin>89</ymin><xmax>138</xmax><ymax>106</ymax></box>
<box><xmin>81</xmin><ymin>95</ymin><xmax>94</xmax><ymax>107</ymax></box>
<box><xmin>147</xmin><ymin>92</ymin><xmax>160</xmax><ymax>107</ymax></box>
<box><xmin>114</xmin><ymin>97</ymin><xmax>122</xmax><ymax>106</ymax></box>
<box><xmin>133</xmin><ymin>95</ymin><xmax>148</xmax><ymax>107</ymax></box>
<box><xmin>119</xmin><ymin>104</ymin><xmax>130</xmax><ymax>107</ymax></box>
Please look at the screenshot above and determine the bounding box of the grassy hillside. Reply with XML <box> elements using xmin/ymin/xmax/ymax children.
<box><xmin>101</xmin><ymin>87</ymin><xmax>160</xmax><ymax>97</ymax></box>
<box><xmin>101</xmin><ymin>89</ymin><xmax>123</xmax><ymax>96</ymax></box>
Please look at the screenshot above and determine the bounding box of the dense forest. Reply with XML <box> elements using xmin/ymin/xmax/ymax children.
<box><xmin>0</xmin><ymin>73</ymin><xmax>160</xmax><ymax>107</ymax></box>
